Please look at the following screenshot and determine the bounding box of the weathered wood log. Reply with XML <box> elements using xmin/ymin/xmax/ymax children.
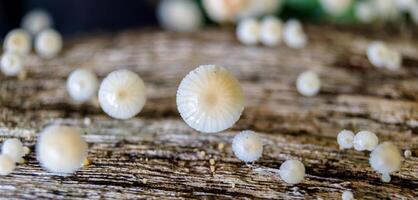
<box><xmin>0</xmin><ymin>25</ymin><xmax>417</xmax><ymax>199</ymax></box>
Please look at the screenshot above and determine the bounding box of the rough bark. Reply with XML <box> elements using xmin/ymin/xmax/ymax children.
<box><xmin>0</xmin><ymin>25</ymin><xmax>417</xmax><ymax>199</ymax></box>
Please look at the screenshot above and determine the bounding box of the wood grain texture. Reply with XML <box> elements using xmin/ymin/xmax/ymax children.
<box><xmin>0</xmin><ymin>25</ymin><xmax>417</xmax><ymax>199</ymax></box>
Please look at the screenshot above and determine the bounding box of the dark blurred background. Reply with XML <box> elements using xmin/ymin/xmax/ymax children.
<box><xmin>0</xmin><ymin>0</ymin><xmax>158</xmax><ymax>37</ymax></box>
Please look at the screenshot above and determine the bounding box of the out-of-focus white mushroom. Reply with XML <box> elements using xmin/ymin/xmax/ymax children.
<box><xmin>157</xmin><ymin>0</ymin><xmax>203</xmax><ymax>32</ymax></box>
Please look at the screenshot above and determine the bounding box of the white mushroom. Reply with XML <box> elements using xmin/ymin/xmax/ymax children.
<box><xmin>176</xmin><ymin>65</ymin><xmax>244</xmax><ymax>133</ymax></box>
<box><xmin>283</xmin><ymin>19</ymin><xmax>307</xmax><ymax>49</ymax></box>
<box><xmin>353</xmin><ymin>131</ymin><xmax>378</xmax><ymax>151</ymax></box>
<box><xmin>98</xmin><ymin>69</ymin><xmax>147</xmax><ymax>120</ymax></box>
<box><xmin>157</xmin><ymin>0</ymin><xmax>203</xmax><ymax>32</ymax></box>
<box><xmin>279</xmin><ymin>159</ymin><xmax>305</xmax><ymax>184</ymax></box>
<box><xmin>337</xmin><ymin>130</ymin><xmax>355</xmax><ymax>149</ymax></box>
<box><xmin>369</xmin><ymin>142</ymin><xmax>402</xmax><ymax>182</ymax></box>
<box><xmin>21</xmin><ymin>9</ymin><xmax>53</xmax><ymax>36</ymax></box>
<box><xmin>1</xmin><ymin>138</ymin><xmax>27</xmax><ymax>163</ymax></box>
<box><xmin>232</xmin><ymin>130</ymin><xmax>263</xmax><ymax>162</ymax></box>
<box><xmin>1</xmin><ymin>52</ymin><xmax>24</xmax><ymax>77</ymax></box>
<box><xmin>3</xmin><ymin>29</ymin><xmax>31</xmax><ymax>55</ymax></box>
<box><xmin>236</xmin><ymin>18</ymin><xmax>260</xmax><ymax>45</ymax></box>
<box><xmin>67</xmin><ymin>68</ymin><xmax>99</xmax><ymax>102</ymax></box>
<box><xmin>259</xmin><ymin>16</ymin><xmax>283</xmax><ymax>47</ymax></box>
<box><xmin>36</xmin><ymin>125</ymin><xmax>88</xmax><ymax>173</ymax></box>
<box><xmin>35</xmin><ymin>29</ymin><xmax>63</xmax><ymax>59</ymax></box>
<box><xmin>296</xmin><ymin>71</ymin><xmax>321</xmax><ymax>97</ymax></box>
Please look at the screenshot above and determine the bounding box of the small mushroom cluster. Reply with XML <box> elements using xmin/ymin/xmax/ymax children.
<box><xmin>1</xmin><ymin>9</ymin><xmax>63</xmax><ymax>78</ymax></box>
<box><xmin>0</xmin><ymin>138</ymin><xmax>30</xmax><ymax>175</ymax></box>
<box><xmin>232</xmin><ymin>130</ymin><xmax>306</xmax><ymax>185</ymax></box>
<box><xmin>337</xmin><ymin>129</ymin><xmax>404</xmax><ymax>183</ymax></box>
<box><xmin>236</xmin><ymin>17</ymin><xmax>307</xmax><ymax>49</ymax></box>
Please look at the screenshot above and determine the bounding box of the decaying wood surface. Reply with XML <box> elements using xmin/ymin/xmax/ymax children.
<box><xmin>0</xmin><ymin>25</ymin><xmax>417</xmax><ymax>199</ymax></box>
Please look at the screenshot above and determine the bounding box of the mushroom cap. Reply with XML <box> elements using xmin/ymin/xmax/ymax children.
<box><xmin>3</xmin><ymin>29</ymin><xmax>31</xmax><ymax>55</ymax></box>
<box><xmin>98</xmin><ymin>69</ymin><xmax>146</xmax><ymax>120</ymax></box>
<box><xmin>176</xmin><ymin>65</ymin><xmax>244</xmax><ymax>133</ymax></box>
<box><xmin>279</xmin><ymin>159</ymin><xmax>305</xmax><ymax>184</ymax></box>
<box><xmin>367</xmin><ymin>41</ymin><xmax>389</xmax><ymax>68</ymax></box>
<box><xmin>2</xmin><ymin>138</ymin><xmax>26</xmax><ymax>163</ymax></box>
<box><xmin>236</xmin><ymin>18</ymin><xmax>260</xmax><ymax>45</ymax></box>
<box><xmin>36</xmin><ymin>125</ymin><xmax>88</xmax><ymax>174</ymax></box>
<box><xmin>296</xmin><ymin>70</ymin><xmax>321</xmax><ymax>96</ymax></box>
<box><xmin>21</xmin><ymin>9</ymin><xmax>53</xmax><ymax>36</ymax></box>
<box><xmin>260</xmin><ymin>16</ymin><xmax>283</xmax><ymax>46</ymax></box>
<box><xmin>232</xmin><ymin>130</ymin><xmax>263</xmax><ymax>162</ymax></box>
<box><xmin>283</xmin><ymin>19</ymin><xmax>307</xmax><ymax>49</ymax></box>
<box><xmin>337</xmin><ymin>130</ymin><xmax>355</xmax><ymax>149</ymax></box>
<box><xmin>157</xmin><ymin>0</ymin><xmax>203</xmax><ymax>32</ymax></box>
<box><xmin>1</xmin><ymin>52</ymin><xmax>24</xmax><ymax>76</ymax></box>
<box><xmin>67</xmin><ymin>68</ymin><xmax>99</xmax><ymax>102</ymax></box>
<box><xmin>369</xmin><ymin>142</ymin><xmax>402</xmax><ymax>175</ymax></box>
<box><xmin>35</xmin><ymin>29</ymin><xmax>62</xmax><ymax>59</ymax></box>
<box><xmin>353</xmin><ymin>130</ymin><xmax>378</xmax><ymax>151</ymax></box>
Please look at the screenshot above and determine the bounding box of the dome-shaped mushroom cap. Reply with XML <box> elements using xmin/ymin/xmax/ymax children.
<box><xmin>36</xmin><ymin>125</ymin><xmax>88</xmax><ymax>174</ymax></box>
<box><xmin>98</xmin><ymin>69</ymin><xmax>147</xmax><ymax>120</ymax></box>
<box><xmin>67</xmin><ymin>68</ymin><xmax>98</xmax><ymax>102</ymax></box>
<box><xmin>369</xmin><ymin>142</ymin><xmax>402</xmax><ymax>175</ymax></box>
<box><xmin>353</xmin><ymin>131</ymin><xmax>378</xmax><ymax>151</ymax></box>
<box><xmin>279</xmin><ymin>159</ymin><xmax>305</xmax><ymax>184</ymax></box>
<box><xmin>3</xmin><ymin>29</ymin><xmax>31</xmax><ymax>55</ymax></box>
<box><xmin>35</xmin><ymin>29</ymin><xmax>62</xmax><ymax>59</ymax></box>
<box><xmin>2</xmin><ymin>138</ymin><xmax>26</xmax><ymax>163</ymax></box>
<box><xmin>176</xmin><ymin>65</ymin><xmax>244</xmax><ymax>133</ymax></box>
<box><xmin>232</xmin><ymin>130</ymin><xmax>263</xmax><ymax>162</ymax></box>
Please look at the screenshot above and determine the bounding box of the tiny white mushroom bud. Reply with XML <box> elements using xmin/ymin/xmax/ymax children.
<box><xmin>404</xmin><ymin>150</ymin><xmax>412</xmax><ymax>158</ymax></box>
<box><xmin>296</xmin><ymin>71</ymin><xmax>321</xmax><ymax>97</ymax></box>
<box><xmin>35</xmin><ymin>29</ymin><xmax>63</xmax><ymax>59</ymax></box>
<box><xmin>367</xmin><ymin>41</ymin><xmax>390</xmax><ymax>68</ymax></box>
<box><xmin>98</xmin><ymin>69</ymin><xmax>147</xmax><ymax>120</ymax></box>
<box><xmin>236</xmin><ymin>18</ymin><xmax>260</xmax><ymax>45</ymax></box>
<box><xmin>259</xmin><ymin>16</ymin><xmax>283</xmax><ymax>47</ymax></box>
<box><xmin>0</xmin><ymin>154</ymin><xmax>15</xmax><ymax>175</ymax></box>
<box><xmin>353</xmin><ymin>131</ymin><xmax>378</xmax><ymax>151</ymax></box>
<box><xmin>21</xmin><ymin>9</ymin><xmax>53</xmax><ymax>36</ymax></box>
<box><xmin>369</xmin><ymin>142</ymin><xmax>402</xmax><ymax>178</ymax></box>
<box><xmin>1</xmin><ymin>138</ymin><xmax>26</xmax><ymax>163</ymax></box>
<box><xmin>342</xmin><ymin>190</ymin><xmax>354</xmax><ymax>200</ymax></box>
<box><xmin>279</xmin><ymin>159</ymin><xmax>305</xmax><ymax>184</ymax></box>
<box><xmin>176</xmin><ymin>65</ymin><xmax>244</xmax><ymax>133</ymax></box>
<box><xmin>283</xmin><ymin>19</ymin><xmax>307</xmax><ymax>49</ymax></box>
<box><xmin>319</xmin><ymin>0</ymin><xmax>353</xmax><ymax>16</ymax></box>
<box><xmin>232</xmin><ymin>130</ymin><xmax>263</xmax><ymax>163</ymax></box>
<box><xmin>36</xmin><ymin>125</ymin><xmax>88</xmax><ymax>174</ymax></box>
<box><xmin>337</xmin><ymin>130</ymin><xmax>355</xmax><ymax>149</ymax></box>
<box><xmin>157</xmin><ymin>0</ymin><xmax>203</xmax><ymax>32</ymax></box>
<box><xmin>67</xmin><ymin>68</ymin><xmax>99</xmax><ymax>102</ymax></box>
<box><xmin>1</xmin><ymin>52</ymin><xmax>24</xmax><ymax>77</ymax></box>
<box><xmin>3</xmin><ymin>29</ymin><xmax>31</xmax><ymax>55</ymax></box>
